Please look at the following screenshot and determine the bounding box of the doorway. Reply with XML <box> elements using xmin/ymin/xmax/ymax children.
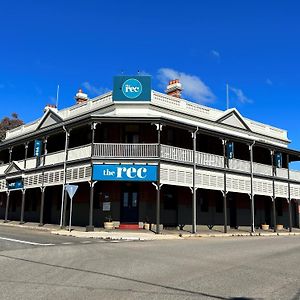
<box><xmin>120</xmin><ymin>185</ymin><xmax>139</xmax><ymax>223</ymax></box>
<box><xmin>229</xmin><ymin>195</ymin><xmax>237</xmax><ymax>228</ymax></box>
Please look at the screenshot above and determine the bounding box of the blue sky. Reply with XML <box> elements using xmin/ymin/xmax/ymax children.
<box><xmin>1</xmin><ymin>1</ymin><xmax>300</xmax><ymax>152</ymax></box>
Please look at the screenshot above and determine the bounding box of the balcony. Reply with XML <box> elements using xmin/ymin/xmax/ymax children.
<box><xmin>93</xmin><ymin>143</ymin><xmax>158</xmax><ymax>158</ymax></box>
<box><xmin>0</xmin><ymin>143</ymin><xmax>300</xmax><ymax>183</ymax></box>
<box><xmin>92</xmin><ymin>143</ymin><xmax>300</xmax><ymax>181</ymax></box>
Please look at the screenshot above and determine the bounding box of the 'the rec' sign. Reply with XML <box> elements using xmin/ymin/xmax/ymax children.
<box><xmin>92</xmin><ymin>164</ymin><xmax>157</xmax><ymax>182</ymax></box>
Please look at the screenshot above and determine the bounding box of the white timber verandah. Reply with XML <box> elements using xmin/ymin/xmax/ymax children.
<box><xmin>0</xmin><ymin>90</ymin><xmax>300</xmax><ymax>233</ymax></box>
<box><xmin>1</xmin><ymin>142</ymin><xmax>300</xmax><ymax>233</ymax></box>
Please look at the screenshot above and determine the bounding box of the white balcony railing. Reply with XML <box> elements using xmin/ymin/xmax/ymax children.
<box><xmin>1</xmin><ymin>143</ymin><xmax>300</xmax><ymax>185</ymax></box>
<box><xmin>68</xmin><ymin>145</ymin><xmax>92</xmax><ymax>161</ymax></box>
<box><xmin>93</xmin><ymin>143</ymin><xmax>158</xmax><ymax>158</ymax></box>
<box><xmin>275</xmin><ymin>168</ymin><xmax>288</xmax><ymax>179</ymax></box>
<box><xmin>161</xmin><ymin>145</ymin><xmax>193</xmax><ymax>163</ymax></box>
<box><xmin>228</xmin><ymin>158</ymin><xmax>250</xmax><ymax>173</ymax></box>
<box><xmin>290</xmin><ymin>170</ymin><xmax>300</xmax><ymax>181</ymax></box>
<box><xmin>44</xmin><ymin>151</ymin><xmax>65</xmax><ymax>166</ymax></box>
<box><xmin>253</xmin><ymin>162</ymin><xmax>273</xmax><ymax>177</ymax></box>
<box><xmin>196</xmin><ymin>152</ymin><xmax>224</xmax><ymax>168</ymax></box>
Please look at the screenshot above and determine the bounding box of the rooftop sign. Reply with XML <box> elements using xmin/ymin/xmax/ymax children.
<box><xmin>112</xmin><ymin>76</ymin><xmax>151</xmax><ymax>101</ymax></box>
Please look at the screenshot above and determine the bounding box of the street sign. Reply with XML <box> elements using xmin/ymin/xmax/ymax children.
<box><xmin>66</xmin><ymin>184</ymin><xmax>78</xmax><ymax>199</ymax></box>
<box><xmin>65</xmin><ymin>184</ymin><xmax>78</xmax><ymax>232</ymax></box>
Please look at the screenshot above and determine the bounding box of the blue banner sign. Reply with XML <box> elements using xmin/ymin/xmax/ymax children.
<box><xmin>34</xmin><ymin>139</ymin><xmax>42</xmax><ymax>157</ymax></box>
<box><xmin>93</xmin><ymin>164</ymin><xmax>157</xmax><ymax>181</ymax></box>
<box><xmin>7</xmin><ymin>179</ymin><xmax>23</xmax><ymax>190</ymax></box>
<box><xmin>226</xmin><ymin>142</ymin><xmax>234</xmax><ymax>159</ymax></box>
<box><xmin>274</xmin><ymin>152</ymin><xmax>282</xmax><ymax>168</ymax></box>
<box><xmin>112</xmin><ymin>76</ymin><xmax>151</xmax><ymax>101</ymax></box>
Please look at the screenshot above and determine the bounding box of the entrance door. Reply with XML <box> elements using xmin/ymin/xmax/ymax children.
<box><xmin>264</xmin><ymin>199</ymin><xmax>271</xmax><ymax>226</ymax></box>
<box><xmin>121</xmin><ymin>190</ymin><xmax>138</xmax><ymax>223</ymax></box>
<box><xmin>229</xmin><ymin>196</ymin><xmax>237</xmax><ymax>228</ymax></box>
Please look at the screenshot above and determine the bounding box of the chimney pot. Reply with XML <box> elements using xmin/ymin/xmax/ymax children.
<box><xmin>166</xmin><ymin>79</ymin><xmax>183</xmax><ymax>98</ymax></box>
<box><xmin>44</xmin><ymin>104</ymin><xmax>58</xmax><ymax>113</ymax></box>
<box><xmin>75</xmin><ymin>88</ymin><xmax>88</xmax><ymax>104</ymax></box>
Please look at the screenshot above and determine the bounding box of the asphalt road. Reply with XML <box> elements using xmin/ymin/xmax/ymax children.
<box><xmin>0</xmin><ymin>226</ymin><xmax>299</xmax><ymax>300</ymax></box>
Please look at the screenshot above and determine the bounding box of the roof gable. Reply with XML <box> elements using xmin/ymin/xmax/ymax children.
<box><xmin>217</xmin><ymin>108</ymin><xmax>251</xmax><ymax>131</ymax></box>
<box><xmin>5</xmin><ymin>161</ymin><xmax>23</xmax><ymax>174</ymax></box>
<box><xmin>37</xmin><ymin>109</ymin><xmax>63</xmax><ymax>130</ymax></box>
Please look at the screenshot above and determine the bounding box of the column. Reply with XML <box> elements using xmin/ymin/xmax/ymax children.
<box><xmin>192</xmin><ymin>127</ymin><xmax>198</xmax><ymax>234</ymax></box>
<box><xmin>156</xmin><ymin>123</ymin><xmax>162</xmax><ymax>234</ymax></box>
<box><xmin>9</xmin><ymin>147</ymin><xmax>12</xmax><ymax>163</ymax></box>
<box><xmin>60</xmin><ymin>128</ymin><xmax>71</xmax><ymax>228</ymax></box>
<box><xmin>24</xmin><ymin>143</ymin><xmax>28</xmax><ymax>169</ymax></box>
<box><xmin>249</xmin><ymin>142</ymin><xmax>255</xmax><ymax>233</ymax></box>
<box><xmin>86</xmin><ymin>181</ymin><xmax>96</xmax><ymax>232</ymax></box>
<box><xmin>20</xmin><ymin>189</ymin><xmax>26</xmax><ymax>224</ymax></box>
<box><xmin>90</xmin><ymin>122</ymin><xmax>97</xmax><ymax>158</ymax></box>
<box><xmin>39</xmin><ymin>187</ymin><xmax>46</xmax><ymax>226</ymax></box>
<box><xmin>271</xmin><ymin>150</ymin><xmax>277</xmax><ymax>232</ymax></box>
<box><xmin>222</xmin><ymin>139</ymin><xmax>228</xmax><ymax>233</ymax></box>
<box><xmin>287</xmin><ymin>154</ymin><xmax>292</xmax><ymax>232</ymax></box>
<box><xmin>43</xmin><ymin>138</ymin><xmax>48</xmax><ymax>166</ymax></box>
<box><xmin>4</xmin><ymin>191</ymin><xmax>10</xmax><ymax>222</ymax></box>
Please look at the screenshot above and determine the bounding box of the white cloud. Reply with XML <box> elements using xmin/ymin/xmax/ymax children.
<box><xmin>266</xmin><ymin>78</ymin><xmax>273</xmax><ymax>85</ymax></box>
<box><xmin>157</xmin><ymin>68</ymin><xmax>216</xmax><ymax>104</ymax></box>
<box><xmin>82</xmin><ymin>82</ymin><xmax>110</xmax><ymax>96</ymax></box>
<box><xmin>137</xmin><ymin>70</ymin><xmax>151</xmax><ymax>76</ymax></box>
<box><xmin>229</xmin><ymin>86</ymin><xmax>253</xmax><ymax>104</ymax></box>
<box><xmin>210</xmin><ymin>49</ymin><xmax>220</xmax><ymax>59</ymax></box>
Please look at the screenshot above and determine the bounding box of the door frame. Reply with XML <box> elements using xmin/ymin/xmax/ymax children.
<box><xmin>120</xmin><ymin>183</ymin><xmax>139</xmax><ymax>223</ymax></box>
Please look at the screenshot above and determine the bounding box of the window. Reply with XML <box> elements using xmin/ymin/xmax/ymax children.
<box><xmin>276</xmin><ymin>199</ymin><xmax>283</xmax><ymax>217</ymax></box>
<box><xmin>164</xmin><ymin>193</ymin><xmax>177</xmax><ymax>210</ymax></box>
<box><xmin>216</xmin><ymin>197</ymin><xmax>223</xmax><ymax>213</ymax></box>
<box><xmin>200</xmin><ymin>197</ymin><xmax>209</xmax><ymax>212</ymax></box>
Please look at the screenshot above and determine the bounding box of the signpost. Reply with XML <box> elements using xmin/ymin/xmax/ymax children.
<box><xmin>65</xmin><ymin>184</ymin><xmax>78</xmax><ymax>232</ymax></box>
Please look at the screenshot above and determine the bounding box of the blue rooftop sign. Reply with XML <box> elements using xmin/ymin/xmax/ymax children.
<box><xmin>93</xmin><ymin>164</ymin><xmax>157</xmax><ymax>181</ymax></box>
<box><xmin>112</xmin><ymin>76</ymin><xmax>151</xmax><ymax>101</ymax></box>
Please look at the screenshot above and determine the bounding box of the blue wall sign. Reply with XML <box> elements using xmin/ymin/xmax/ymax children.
<box><xmin>274</xmin><ymin>152</ymin><xmax>282</xmax><ymax>168</ymax></box>
<box><xmin>7</xmin><ymin>179</ymin><xmax>23</xmax><ymax>190</ymax></box>
<box><xmin>93</xmin><ymin>164</ymin><xmax>157</xmax><ymax>181</ymax></box>
<box><xmin>34</xmin><ymin>139</ymin><xmax>42</xmax><ymax>157</ymax></box>
<box><xmin>113</xmin><ymin>76</ymin><xmax>151</xmax><ymax>101</ymax></box>
<box><xmin>226</xmin><ymin>142</ymin><xmax>234</xmax><ymax>159</ymax></box>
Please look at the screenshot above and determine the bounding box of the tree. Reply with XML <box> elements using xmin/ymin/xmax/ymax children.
<box><xmin>0</xmin><ymin>113</ymin><xmax>24</xmax><ymax>141</ymax></box>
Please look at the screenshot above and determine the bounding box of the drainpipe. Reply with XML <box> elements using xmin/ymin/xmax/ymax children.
<box><xmin>249</xmin><ymin>141</ymin><xmax>255</xmax><ymax>233</ymax></box>
<box><xmin>287</xmin><ymin>154</ymin><xmax>292</xmax><ymax>232</ymax></box>
<box><xmin>59</xmin><ymin>126</ymin><xmax>70</xmax><ymax>228</ymax></box>
<box><xmin>222</xmin><ymin>139</ymin><xmax>228</xmax><ymax>233</ymax></box>
<box><xmin>271</xmin><ymin>150</ymin><xmax>277</xmax><ymax>232</ymax></box>
<box><xmin>192</xmin><ymin>127</ymin><xmax>199</xmax><ymax>234</ymax></box>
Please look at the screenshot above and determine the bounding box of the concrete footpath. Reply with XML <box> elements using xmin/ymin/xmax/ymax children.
<box><xmin>1</xmin><ymin>221</ymin><xmax>300</xmax><ymax>241</ymax></box>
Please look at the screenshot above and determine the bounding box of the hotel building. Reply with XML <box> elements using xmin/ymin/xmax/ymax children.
<box><xmin>0</xmin><ymin>76</ymin><xmax>299</xmax><ymax>233</ymax></box>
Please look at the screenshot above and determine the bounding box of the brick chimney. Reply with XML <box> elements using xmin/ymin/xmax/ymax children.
<box><xmin>75</xmin><ymin>89</ymin><xmax>88</xmax><ymax>104</ymax></box>
<box><xmin>165</xmin><ymin>79</ymin><xmax>183</xmax><ymax>98</ymax></box>
<box><xmin>44</xmin><ymin>104</ymin><xmax>58</xmax><ymax>113</ymax></box>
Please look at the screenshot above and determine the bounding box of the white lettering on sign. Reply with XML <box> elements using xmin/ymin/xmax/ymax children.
<box><xmin>125</xmin><ymin>84</ymin><xmax>140</xmax><ymax>93</ymax></box>
<box><xmin>106</xmin><ymin>166</ymin><xmax>148</xmax><ymax>179</ymax></box>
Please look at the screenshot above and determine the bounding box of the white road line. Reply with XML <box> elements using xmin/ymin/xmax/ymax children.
<box><xmin>61</xmin><ymin>242</ymin><xmax>73</xmax><ymax>245</ymax></box>
<box><xmin>0</xmin><ymin>236</ymin><xmax>55</xmax><ymax>246</ymax></box>
<box><xmin>80</xmin><ymin>241</ymin><xmax>92</xmax><ymax>244</ymax></box>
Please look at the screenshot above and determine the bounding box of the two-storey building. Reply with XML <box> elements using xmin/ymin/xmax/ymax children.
<box><xmin>0</xmin><ymin>76</ymin><xmax>300</xmax><ymax>233</ymax></box>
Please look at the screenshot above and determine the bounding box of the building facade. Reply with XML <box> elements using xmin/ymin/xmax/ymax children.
<box><xmin>0</xmin><ymin>76</ymin><xmax>300</xmax><ymax>233</ymax></box>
